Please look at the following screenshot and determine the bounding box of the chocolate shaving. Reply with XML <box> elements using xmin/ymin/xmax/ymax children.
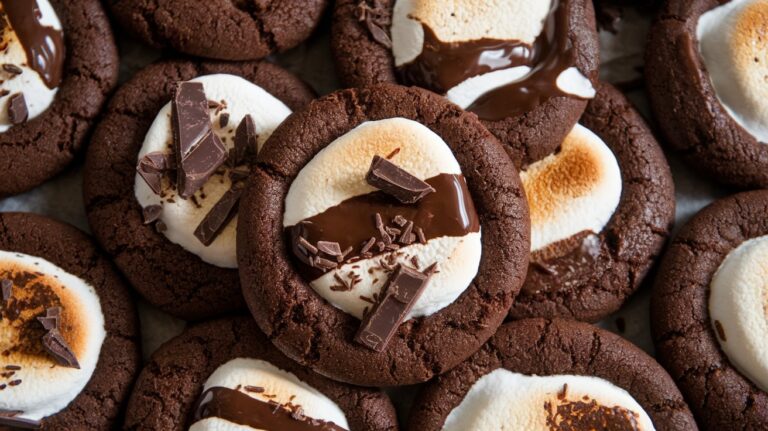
<box><xmin>36</xmin><ymin>307</ymin><xmax>79</xmax><ymax>369</ymax></box>
<box><xmin>244</xmin><ymin>385</ymin><xmax>265</xmax><ymax>393</ymax></box>
<box><xmin>36</xmin><ymin>306</ymin><xmax>60</xmax><ymax>331</ymax></box>
<box><xmin>366</xmin><ymin>156</ymin><xmax>435</xmax><ymax>204</ymax></box>
<box><xmin>7</xmin><ymin>92</ymin><xmax>27</xmax><ymax>124</ymax></box>
<box><xmin>136</xmin><ymin>152</ymin><xmax>175</xmax><ymax>195</ymax></box>
<box><xmin>354</xmin><ymin>264</ymin><xmax>432</xmax><ymax>351</ymax></box>
<box><xmin>0</xmin><ymin>89</ymin><xmax>10</xmax><ymax>98</ymax></box>
<box><xmin>5</xmin><ymin>365</ymin><xmax>20</xmax><ymax>371</ymax></box>
<box><xmin>2</xmin><ymin>64</ymin><xmax>22</xmax><ymax>75</ymax></box>
<box><xmin>0</xmin><ymin>410</ymin><xmax>40</xmax><ymax>430</ymax></box>
<box><xmin>313</xmin><ymin>257</ymin><xmax>338</xmax><ymax>271</ymax></box>
<box><xmin>416</xmin><ymin>227</ymin><xmax>426</xmax><ymax>244</ymax></box>
<box><xmin>142</xmin><ymin>205</ymin><xmax>162</xmax><ymax>225</ymax></box>
<box><xmin>1</xmin><ymin>278</ymin><xmax>11</xmax><ymax>301</ymax></box>
<box><xmin>317</xmin><ymin>241</ymin><xmax>342</xmax><ymax>257</ymax></box>
<box><xmin>297</xmin><ymin>237</ymin><xmax>318</xmax><ymax>256</ymax></box>
<box><xmin>361</xmin><ymin>237</ymin><xmax>376</xmax><ymax>255</ymax></box>
<box><xmin>193</xmin><ymin>186</ymin><xmax>243</xmax><ymax>246</ymax></box>
<box><xmin>234</xmin><ymin>114</ymin><xmax>258</xmax><ymax>165</ymax></box>
<box><xmin>398</xmin><ymin>221</ymin><xmax>414</xmax><ymax>245</ymax></box>
<box><xmin>156</xmin><ymin>220</ymin><xmax>167</xmax><ymax>233</ymax></box>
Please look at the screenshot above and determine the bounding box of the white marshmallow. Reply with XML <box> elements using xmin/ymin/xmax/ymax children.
<box><xmin>697</xmin><ymin>0</ymin><xmax>768</xmax><ymax>143</ymax></box>
<box><xmin>521</xmin><ymin>124</ymin><xmax>622</xmax><ymax>252</ymax></box>
<box><xmin>190</xmin><ymin>358</ymin><xmax>349</xmax><ymax>431</ymax></box>
<box><xmin>0</xmin><ymin>0</ymin><xmax>61</xmax><ymax>132</ymax></box>
<box><xmin>283</xmin><ymin>118</ymin><xmax>481</xmax><ymax>320</ymax></box>
<box><xmin>709</xmin><ymin>235</ymin><xmax>768</xmax><ymax>392</ymax></box>
<box><xmin>0</xmin><ymin>250</ymin><xmax>106</xmax><ymax>422</ymax></box>
<box><xmin>443</xmin><ymin>369</ymin><xmax>655</xmax><ymax>431</ymax></box>
<box><xmin>134</xmin><ymin>74</ymin><xmax>292</xmax><ymax>269</ymax></box>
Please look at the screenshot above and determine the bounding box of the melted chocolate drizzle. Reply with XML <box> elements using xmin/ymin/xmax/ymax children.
<box><xmin>2</xmin><ymin>0</ymin><xmax>65</xmax><ymax>89</ymax></box>
<box><xmin>191</xmin><ymin>387</ymin><xmax>347</xmax><ymax>431</ymax></box>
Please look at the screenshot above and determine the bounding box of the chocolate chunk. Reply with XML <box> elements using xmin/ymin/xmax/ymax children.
<box><xmin>172</xmin><ymin>81</ymin><xmax>228</xmax><ymax>198</ymax></box>
<box><xmin>2</xmin><ymin>64</ymin><xmax>22</xmax><ymax>75</ymax></box>
<box><xmin>7</xmin><ymin>92</ymin><xmax>27</xmax><ymax>124</ymax></box>
<box><xmin>142</xmin><ymin>205</ymin><xmax>162</xmax><ymax>225</ymax></box>
<box><xmin>354</xmin><ymin>264</ymin><xmax>432</xmax><ymax>352</ymax></box>
<box><xmin>244</xmin><ymin>385</ymin><xmax>264</xmax><ymax>393</ymax></box>
<box><xmin>1</xmin><ymin>278</ymin><xmax>11</xmax><ymax>301</ymax></box>
<box><xmin>0</xmin><ymin>89</ymin><xmax>10</xmax><ymax>98</ymax></box>
<box><xmin>366</xmin><ymin>156</ymin><xmax>435</xmax><ymax>204</ymax></box>
<box><xmin>219</xmin><ymin>112</ymin><xmax>229</xmax><ymax>128</ymax></box>
<box><xmin>398</xmin><ymin>221</ymin><xmax>414</xmax><ymax>245</ymax></box>
<box><xmin>361</xmin><ymin>237</ymin><xmax>376</xmax><ymax>255</ymax></box>
<box><xmin>297</xmin><ymin>236</ymin><xmax>318</xmax><ymax>256</ymax></box>
<box><xmin>234</xmin><ymin>114</ymin><xmax>258</xmax><ymax>165</ymax></box>
<box><xmin>41</xmin><ymin>329</ymin><xmax>80</xmax><ymax>369</ymax></box>
<box><xmin>393</xmin><ymin>215</ymin><xmax>407</xmax><ymax>227</ymax></box>
<box><xmin>228</xmin><ymin>166</ymin><xmax>250</xmax><ymax>182</ymax></box>
<box><xmin>136</xmin><ymin>152</ymin><xmax>175</xmax><ymax>195</ymax></box>
<box><xmin>317</xmin><ymin>241</ymin><xmax>342</xmax><ymax>257</ymax></box>
<box><xmin>0</xmin><ymin>410</ymin><xmax>40</xmax><ymax>430</ymax></box>
<box><xmin>193</xmin><ymin>186</ymin><xmax>243</xmax><ymax>246</ymax></box>
<box><xmin>155</xmin><ymin>220</ymin><xmax>168</xmax><ymax>233</ymax></box>
<box><xmin>36</xmin><ymin>306</ymin><xmax>60</xmax><ymax>331</ymax></box>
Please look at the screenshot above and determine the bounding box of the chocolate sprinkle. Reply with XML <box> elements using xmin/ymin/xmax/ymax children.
<box><xmin>234</xmin><ymin>114</ymin><xmax>258</xmax><ymax>165</ymax></box>
<box><xmin>317</xmin><ymin>241</ymin><xmax>342</xmax><ymax>257</ymax></box>
<box><xmin>2</xmin><ymin>64</ymin><xmax>22</xmax><ymax>75</ymax></box>
<box><xmin>366</xmin><ymin>156</ymin><xmax>435</xmax><ymax>204</ymax></box>
<box><xmin>193</xmin><ymin>186</ymin><xmax>243</xmax><ymax>246</ymax></box>
<box><xmin>0</xmin><ymin>410</ymin><xmax>40</xmax><ymax>430</ymax></box>
<box><xmin>142</xmin><ymin>205</ymin><xmax>162</xmax><ymax>225</ymax></box>
<box><xmin>1</xmin><ymin>279</ymin><xmax>11</xmax><ymax>302</ymax></box>
<box><xmin>244</xmin><ymin>385</ymin><xmax>265</xmax><ymax>393</ymax></box>
<box><xmin>7</xmin><ymin>92</ymin><xmax>27</xmax><ymax>124</ymax></box>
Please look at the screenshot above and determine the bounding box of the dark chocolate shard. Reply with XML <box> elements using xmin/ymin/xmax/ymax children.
<box><xmin>297</xmin><ymin>236</ymin><xmax>318</xmax><ymax>256</ymax></box>
<box><xmin>172</xmin><ymin>81</ymin><xmax>228</xmax><ymax>198</ymax></box>
<box><xmin>41</xmin><ymin>329</ymin><xmax>80</xmax><ymax>369</ymax></box>
<box><xmin>0</xmin><ymin>410</ymin><xmax>41</xmax><ymax>430</ymax></box>
<box><xmin>193</xmin><ymin>186</ymin><xmax>243</xmax><ymax>246</ymax></box>
<box><xmin>1</xmin><ymin>278</ymin><xmax>11</xmax><ymax>301</ymax></box>
<box><xmin>8</xmin><ymin>92</ymin><xmax>27</xmax><ymax>124</ymax></box>
<box><xmin>366</xmin><ymin>156</ymin><xmax>435</xmax><ymax>204</ymax></box>
<box><xmin>234</xmin><ymin>114</ymin><xmax>258</xmax><ymax>165</ymax></box>
<box><xmin>354</xmin><ymin>264</ymin><xmax>432</xmax><ymax>352</ymax></box>
<box><xmin>219</xmin><ymin>112</ymin><xmax>229</xmax><ymax>128</ymax></box>
<box><xmin>317</xmin><ymin>241</ymin><xmax>342</xmax><ymax>257</ymax></box>
<box><xmin>136</xmin><ymin>152</ymin><xmax>175</xmax><ymax>195</ymax></box>
<box><xmin>142</xmin><ymin>205</ymin><xmax>162</xmax><ymax>225</ymax></box>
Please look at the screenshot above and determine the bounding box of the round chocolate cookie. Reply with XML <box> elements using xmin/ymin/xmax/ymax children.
<box><xmin>83</xmin><ymin>59</ymin><xmax>315</xmax><ymax>320</ymax></box>
<box><xmin>646</xmin><ymin>0</ymin><xmax>768</xmax><ymax>189</ymax></box>
<box><xmin>331</xmin><ymin>0</ymin><xmax>600</xmax><ymax>168</ymax></box>
<box><xmin>652</xmin><ymin>190</ymin><xmax>768</xmax><ymax>429</ymax></box>
<box><xmin>0</xmin><ymin>212</ymin><xmax>141</xmax><ymax>429</ymax></box>
<box><xmin>238</xmin><ymin>83</ymin><xmax>530</xmax><ymax>387</ymax></box>
<box><xmin>508</xmin><ymin>83</ymin><xmax>675</xmax><ymax>322</ymax></box>
<box><xmin>125</xmin><ymin>317</ymin><xmax>398</xmax><ymax>431</ymax></box>
<box><xmin>108</xmin><ymin>0</ymin><xmax>329</xmax><ymax>61</ymax></box>
<box><xmin>409</xmin><ymin>318</ymin><xmax>698</xmax><ymax>430</ymax></box>
<box><xmin>0</xmin><ymin>0</ymin><xmax>118</xmax><ymax>198</ymax></box>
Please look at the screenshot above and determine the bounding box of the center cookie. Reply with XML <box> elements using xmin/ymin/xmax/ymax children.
<box><xmin>331</xmin><ymin>0</ymin><xmax>600</xmax><ymax>167</ymax></box>
<box><xmin>238</xmin><ymin>84</ymin><xmax>530</xmax><ymax>386</ymax></box>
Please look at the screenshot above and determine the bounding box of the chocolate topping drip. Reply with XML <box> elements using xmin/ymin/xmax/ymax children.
<box><xmin>192</xmin><ymin>386</ymin><xmax>347</xmax><ymax>431</ymax></box>
<box><xmin>399</xmin><ymin>0</ymin><xmax>584</xmax><ymax>121</ymax></box>
<box><xmin>287</xmin><ymin>173</ymin><xmax>479</xmax><ymax>282</ymax></box>
<box><xmin>2</xmin><ymin>0</ymin><xmax>65</xmax><ymax>89</ymax></box>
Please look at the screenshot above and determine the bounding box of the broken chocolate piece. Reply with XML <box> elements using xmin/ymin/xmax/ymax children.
<box><xmin>193</xmin><ymin>186</ymin><xmax>243</xmax><ymax>246</ymax></box>
<box><xmin>234</xmin><ymin>114</ymin><xmax>258</xmax><ymax>165</ymax></box>
<box><xmin>142</xmin><ymin>205</ymin><xmax>162</xmax><ymax>225</ymax></box>
<box><xmin>354</xmin><ymin>264</ymin><xmax>432</xmax><ymax>352</ymax></box>
<box><xmin>297</xmin><ymin>236</ymin><xmax>319</xmax><ymax>256</ymax></box>
<box><xmin>219</xmin><ymin>112</ymin><xmax>229</xmax><ymax>128</ymax></box>
<box><xmin>317</xmin><ymin>241</ymin><xmax>342</xmax><ymax>257</ymax></box>
<box><xmin>0</xmin><ymin>410</ymin><xmax>41</xmax><ymax>430</ymax></box>
<box><xmin>2</xmin><ymin>64</ymin><xmax>22</xmax><ymax>75</ymax></box>
<box><xmin>366</xmin><ymin>156</ymin><xmax>435</xmax><ymax>204</ymax></box>
<box><xmin>36</xmin><ymin>306</ymin><xmax>60</xmax><ymax>331</ymax></box>
<box><xmin>1</xmin><ymin>279</ymin><xmax>11</xmax><ymax>301</ymax></box>
<box><xmin>7</xmin><ymin>92</ymin><xmax>27</xmax><ymax>124</ymax></box>
<box><xmin>136</xmin><ymin>152</ymin><xmax>175</xmax><ymax>195</ymax></box>
<box><xmin>172</xmin><ymin>81</ymin><xmax>227</xmax><ymax>198</ymax></box>
<box><xmin>41</xmin><ymin>330</ymin><xmax>80</xmax><ymax>369</ymax></box>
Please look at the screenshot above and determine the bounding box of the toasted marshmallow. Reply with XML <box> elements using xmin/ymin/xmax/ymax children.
<box><xmin>709</xmin><ymin>235</ymin><xmax>768</xmax><ymax>392</ymax></box>
<box><xmin>521</xmin><ymin>124</ymin><xmax>622</xmax><ymax>252</ymax></box>
<box><xmin>443</xmin><ymin>369</ymin><xmax>655</xmax><ymax>431</ymax></box>
<box><xmin>135</xmin><ymin>74</ymin><xmax>292</xmax><ymax>268</ymax></box>
<box><xmin>0</xmin><ymin>250</ymin><xmax>106</xmax><ymax>422</ymax></box>
<box><xmin>0</xmin><ymin>0</ymin><xmax>61</xmax><ymax>132</ymax></box>
<box><xmin>284</xmin><ymin>118</ymin><xmax>482</xmax><ymax>320</ymax></box>
<box><xmin>190</xmin><ymin>358</ymin><xmax>349</xmax><ymax>431</ymax></box>
<box><xmin>392</xmin><ymin>0</ymin><xmax>595</xmax><ymax>107</ymax></box>
<box><xmin>698</xmin><ymin>0</ymin><xmax>768</xmax><ymax>143</ymax></box>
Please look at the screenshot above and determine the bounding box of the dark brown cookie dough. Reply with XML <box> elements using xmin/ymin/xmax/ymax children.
<box><xmin>108</xmin><ymin>0</ymin><xmax>329</xmax><ymax>61</ymax></box>
<box><xmin>83</xmin><ymin>59</ymin><xmax>315</xmax><ymax>320</ymax></box>
<box><xmin>509</xmin><ymin>83</ymin><xmax>675</xmax><ymax>322</ymax></box>
<box><xmin>409</xmin><ymin>318</ymin><xmax>698</xmax><ymax>431</ymax></box>
<box><xmin>0</xmin><ymin>212</ymin><xmax>141</xmax><ymax>429</ymax></box>
<box><xmin>238</xmin><ymin>83</ymin><xmax>530</xmax><ymax>387</ymax></box>
<box><xmin>124</xmin><ymin>316</ymin><xmax>398</xmax><ymax>431</ymax></box>
<box><xmin>652</xmin><ymin>190</ymin><xmax>768</xmax><ymax>429</ymax></box>
<box><xmin>646</xmin><ymin>0</ymin><xmax>768</xmax><ymax>189</ymax></box>
<box><xmin>330</xmin><ymin>0</ymin><xmax>600</xmax><ymax>168</ymax></box>
<box><xmin>0</xmin><ymin>0</ymin><xmax>118</xmax><ymax>198</ymax></box>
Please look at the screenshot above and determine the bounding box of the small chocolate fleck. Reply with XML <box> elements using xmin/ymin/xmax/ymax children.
<box><xmin>219</xmin><ymin>112</ymin><xmax>230</xmax><ymax>128</ymax></box>
<box><xmin>142</xmin><ymin>205</ymin><xmax>162</xmax><ymax>225</ymax></box>
<box><xmin>714</xmin><ymin>320</ymin><xmax>727</xmax><ymax>341</ymax></box>
<box><xmin>0</xmin><ymin>89</ymin><xmax>10</xmax><ymax>98</ymax></box>
<box><xmin>7</xmin><ymin>92</ymin><xmax>27</xmax><ymax>124</ymax></box>
<box><xmin>297</xmin><ymin>237</ymin><xmax>319</xmax><ymax>256</ymax></box>
<box><xmin>1</xmin><ymin>279</ymin><xmax>11</xmax><ymax>301</ymax></box>
<box><xmin>317</xmin><ymin>241</ymin><xmax>343</xmax><ymax>257</ymax></box>
<box><xmin>2</xmin><ymin>64</ymin><xmax>21</xmax><ymax>75</ymax></box>
<box><xmin>193</xmin><ymin>187</ymin><xmax>243</xmax><ymax>246</ymax></box>
<box><xmin>8</xmin><ymin>379</ymin><xmax>20</xmax><ymax>386</ymax></box>
<box><xmin>244</xmin><ymin>385</ymin><xmax>265</xmax><ymax>393</ymax></box>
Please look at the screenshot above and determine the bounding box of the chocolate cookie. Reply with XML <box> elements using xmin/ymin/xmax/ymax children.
<box><xmin>125</xmin><ymin>316</ymin><xmax>398</xmax><ymax>431</ymax></box>
<box><xmin>108</xmin><ymin>0</ymin><xmax>329</xmax><ymax>61</ymax></box>
<box><xmin>409</xmin><ymin>318</ymin><xmax>698</xmax><ymax>430</ymax></box>
<box><xmin>0</xmin><ymin>0</ymin><xmax>118</xmax><ymax>198</ymax></box>
<box><xmin>331</xmin><ymin>0</ymin><xmax>600</xmax><ymax>168</ymax></box>
<box><xmin>238</xmin><ymin>83</ymin><xmax>530</xmax><ymax>387</ymax></box>
<box><xmin>652</xmin><ymin>190</ymin><xmax>768</xmax><ymax>429</ymax></box>
<box><xmin>83</xmin><ymin>59</ymin><xmax>315</xmax><ymax>320</ymax></box>
<box><xmin>646</xmin><ymin>0</ymin><xmax>768</xmax><ymax>189</ymax></box>
<box><xmin>0</xmin><ymin>212</ymin><xmax>140</xmax><ymax>429</ymax></box>
<box><xmin>508</xmin><ymin>83</ymin><xmax>675</xmax><ymax>322</ymax></box>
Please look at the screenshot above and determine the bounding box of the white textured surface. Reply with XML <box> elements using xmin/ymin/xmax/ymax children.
<box><xmin>0</xmin><ymin>251</ymin><xmax>106</xmax><ymax>421</ymax></box>
<box><xmin>135</xmin><ymin>74</ymin><xmax>292</xmax><ymax>269</ymax></box>
<box><xmin>698</xmin><ymin>0</ymin><xmax>768</xmax><ymax>143</ymax></box>
<box><xmin>189</xmin><ymin>358</ymin><xmax>349</xmax><ymax>431</ymax></box>
<box><xmin>0</xmin><ymin>0</ymin><xmax>61</xmax><ymax>132</ymax></box>
<box><xmin>709</xmin><ymin>235</ymin><xmax>768</xmax><ymax>392</ymax></box>
<box><xmin>443</xmin><ymin>369</ymin><xmax>655</xmax><ymax>431</ymax></box>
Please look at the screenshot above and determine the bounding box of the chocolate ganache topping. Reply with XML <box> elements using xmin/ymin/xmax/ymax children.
<box><xmin>192</xmin><ymin>387</ymin><xmax>347</xmax><ymax>431</ymax></box>
<box><xmin>398</xmin><ymin>0</ymin><xmax>582</xmax><ymax>121</ymax></box>
<box><xmin>1</xmin><ymin>0</ymin><xmax>65</xmax><ymax>89</ymax></box>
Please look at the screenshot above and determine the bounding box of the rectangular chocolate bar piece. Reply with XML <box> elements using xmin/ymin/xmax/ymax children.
<box><xmin>366</xmin><ymin>156</ymin><xmax>435</xmax><ymax>204</ymax></box>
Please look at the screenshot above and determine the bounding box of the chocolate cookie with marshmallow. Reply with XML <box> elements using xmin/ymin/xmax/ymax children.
<box><xmin>508</xmin><ymin>83</ymin><xmax>675</xmax><ymax>322</ymax></box>
<box><xmin>652</xmin><ymin>190</ymin><xmax>768</xmax><ymax>429</ymax></box>
<box><xmin>0</xmin><ymin>212</ymin><xmax>140</xmax><ymax>429</ymax></box>
<box><xmin>83</xmin><ymin>59</ymin><xmax>315</xmax><ymax>320</ymax></box>
<box><xmin>125</xmin><ymin>317</ymin><xmax>398</xmax><ymax>431</ymax></box>
<box><xmin>408</xmin><ymin>318</ymin><xmax>697</xmax><ymax>431</ymax></box>
<box><xmin>0</xmin><ymin>0</ymin><xmax>118</xmax><ymax>197</ymax></box>
<box><xmin>238</xmin><ymin>84</ymin><xmax>530</xmax><ymax>386</ymax></box>
<box><xmin>646</xmin><ymin>0</ymin><xmax>768</xmax><ymax>189</ymax></box>
<box><xmin>331</xmin><ymin>0</ymin><xmax>600</xmax><ymax>168</ymax></box>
